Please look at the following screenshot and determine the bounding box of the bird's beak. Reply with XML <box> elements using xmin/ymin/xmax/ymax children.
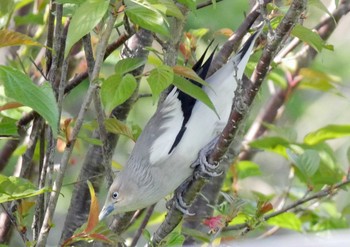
<box><xmin>99</xmin><ymin>204</ymin><xmax>115</xmax><ymax>221</ymax></box>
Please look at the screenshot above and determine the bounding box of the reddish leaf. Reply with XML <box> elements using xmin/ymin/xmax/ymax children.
<box><xmin>258</xmin><ymin>202</ymin><xmax>273</xmax><ymax>216</ymax></box>
<box><xmin>173</xmin><ymin>65</ymin><xmax>209</xmax><ymax>87</ymax></box>
<box><xmin>89</xmin><ymin>233</ymin><xmax>113</xmax><ymax>243</ymax></box>
<box><xmin>85</xmin><ymin>180</ymin><xmax>99</xmax><ymax>233</ymax></box>
<box><xmin>203</xmin><ymin>215</ymin><xmax>226</xmax><ymax>233</ymax></box>
<box><xmin>215</xmin><ymin>28</ymin><xmax>234</xmax><ymax>37</ymax></box>
<box><xmin>0</xmin><ymin>102</ymin><xmax>23</xmax><ymax>112</ymax></box>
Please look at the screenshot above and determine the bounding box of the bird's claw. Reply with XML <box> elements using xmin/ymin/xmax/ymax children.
<box><xmin>191</xmin><ymin>136</ymin><xmax>223</xmax><ymax>179</ymax></box>
<box><xmin>175</xmin><ymin>189</ymin><xmax>195</xmax><ymax>216</ymax></box>
<box><xmin>167</xmin><ymin>179</ymin><xmax>195</xmax><ymax>216</ymax></box>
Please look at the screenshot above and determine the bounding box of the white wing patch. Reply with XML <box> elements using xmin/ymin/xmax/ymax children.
<box><xmin>149</xmin><ymin>88</ymin><xmax>184</xmax><ymax>165</ymax></box>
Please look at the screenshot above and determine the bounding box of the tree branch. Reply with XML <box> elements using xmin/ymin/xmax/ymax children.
<box><xmin>60</xmin><ymin>28</ymin><xmax>154</xmax><ymax>244</ymax></box>
<box><xmin>36</xmin><ymin>11</ymin><xmax>118</xmax><ymax>247</ymax></box>
<box><xmin>196</xmin><ymin>0</ymin><xmax>224</xmax><ymax>10</ymax></box>
<box><xmin>224</xmin><ymin>176</ymin><xmax>350</xmax><ymax>232</ymax></box>
<box><xmin>150</xmin><ymin>0</ymin><xmax>307</xmax><ymax>245</ymax></box>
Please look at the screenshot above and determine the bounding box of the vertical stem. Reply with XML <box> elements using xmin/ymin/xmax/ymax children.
<box><xmin>36</xmin><ymin>12</ymin><xmax>117</xmax><ymax>247</ymax></box>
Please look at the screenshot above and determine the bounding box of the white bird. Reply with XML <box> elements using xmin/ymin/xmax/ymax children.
<box><xmin>99</xmin><ymin>26</ymin><xmax>262</xmax><ymax>220</ymax></box>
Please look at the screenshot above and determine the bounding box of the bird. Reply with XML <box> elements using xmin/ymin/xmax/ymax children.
<box><xmin>99</xmin><ymin>25</ymin><xmax>263</xmax><ymax>220</ymax></box>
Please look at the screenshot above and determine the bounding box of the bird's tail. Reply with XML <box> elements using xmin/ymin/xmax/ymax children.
<box><xmin>231</xmin><ymin>22</ymin><xmax>264</xmax><ymax>80</ymax></box>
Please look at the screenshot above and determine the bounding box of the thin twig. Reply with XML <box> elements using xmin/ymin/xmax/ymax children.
<box><xmin>224</xmin><ymin>177</ymin><xmax>350</xmax><ymax>232</ymax></box>
<box><xmin>36</xmin><ymin>11</ymin><xmax>118</xmax><ymax>247</ymax></box>
<box><xmin>130</xmin><ymin>204</ymin><xmax>156</xmax><ymax>247</ymax></box>
<box><xmin>82</xmin><ymin>34</ymin><xmax>114</xmax><ymax>185</ymax></box>
<box><xmin>0</xmin><ymin>32</ymin><xmax>130</xmax><ymax>174</ymax></box>
<box><xmin>196</xmin><ymin>0</ymin><xmax>224</xmax><ymax>9</ymax></box>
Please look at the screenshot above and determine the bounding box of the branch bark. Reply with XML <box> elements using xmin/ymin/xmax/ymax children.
<box><xmin>150</xmin><ymin>0</ymin><xmax>307</xmax><ymax>245</ymax></box>
<box><xmin>36</xmin><ymin>11</ymin><xmax>118</xmax><ymax>247</ymax></box>
<box><xmin>59</xmin><ymin>29</ymin><xmax>154</xmax><ymax>245</ymax></box>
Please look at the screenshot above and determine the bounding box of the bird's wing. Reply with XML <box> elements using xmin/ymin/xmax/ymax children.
<box><xmin>133</xmin><ymin>46</ymin><xmax>216</xmax><ymax>166</ymax></box>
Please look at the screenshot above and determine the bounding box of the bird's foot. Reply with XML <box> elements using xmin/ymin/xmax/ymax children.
<box><xmin>167</xmin><ymin>178</ymin><xmax>195</xmax><ymax>216</ymax></box>
<box><xmin>191</xmin><ymin>136</ymin><xmax>223</xmax><ymax>179</ymax></box>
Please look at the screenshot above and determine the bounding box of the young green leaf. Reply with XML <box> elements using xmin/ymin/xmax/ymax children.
<box><xmin>267</xmin><ymin>212</ymin><xmax>302</xmax><ymax>232</ymax></box>
<box><xmin>249</xmin><ymin>136</ymin><xmax>290</xmax><ymax>157</ymax></box>
<box><xmin>125</xmin><ymin>2</ymin><xmax>170</xmax><ymax>36</ymax></box>
<box><xmin>172</xmin><ymin>74</ymin><xmax>217</xmax><ymax>116</ymax></box>
<box><xmin>304</xmin><ymin>124</ymin><xmax>350</xmax><ymax>145</ymax></box>
<box><xmin>299</xmin><ymin>68</ymin><xmax>340</xmax><ymax>93</ymax></box>
<box><xmin>150</xmin><ymin>0</ymin><xmax>185</xmax><ymax>20</ymax></box>
<box><xmin>309</xmin><ymin>0</ymin><xmax>336</xmax><ymax>23</ymax></box>
<box><xmin>165</xmin><ymin>232</ymin><xmax>185</xmax><ymax>247</ymax></box>
<box><xmin>291</xmin><ymin>24</ymin><xmax>333</xmax><ymax>52</ymax></box>
<box><xmin>147</xmin><ymin>65</ymin><xmax>174</xmax><ymax>101</ymax></box>
<box><xmin>104</xmin><ymin>118</ymin><xmax>135</xmax><ymax>141</ymax></box>
<box><xmin>291</xmin><ymin>149</ymin><xmax>320</xmax><ymax>178</ymax></box>
<box><xmin>0</xmin><ymin>117</ymin><xmax>18</xmax><ymax>136</ymax></box>
<box><xmin>65</xmin><ymin>0</ymin><xmax>109</xmax><ymax>57</ymax></box>
<box><xmin>236</xmin><ymin>161</ymin><xmax>262</xmax><ymax>179</ymax></box>
<box><xmin>100</xmin><ymin>74</ymin><xmax>137</xmax><ymax>114</ymax></box>
<box><xmin>176</xmin><ymin>0</ymin><xmax>196</xmax><ymax>11</ymax></box>
<box><xmin>114</xmin><ymin>57</ymin><xmax>146</xmax><ymax>75</ymax></box>
<box><xmin>0</xmin><ymin>66</ymin><xmax>59</xmax><ymax>136</ymax></box>
<box><xmin>0</xmin><ymin>174</ymin><xmax>50</xmax><ymax>203</ymax></box>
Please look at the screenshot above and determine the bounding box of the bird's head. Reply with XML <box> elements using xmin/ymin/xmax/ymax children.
<box><xmin>99</xmin><ymin>177</ymin><xmax>136</xmax><ymax>220</ymax></box>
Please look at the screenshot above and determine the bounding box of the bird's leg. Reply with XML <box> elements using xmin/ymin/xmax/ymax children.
<box><xmin>191</xmin><ymin>136</ymin><xmax>223</xmax><ymax>178</ymax></box>
<box><xmin>168</xmin><ymin>136</ymin><xmax>224</xmax><ymax>215</ymax></box>
<box><xmin>167</xmin><ymin>176</ymin><xmax>195</xmax><ymax>215</ymax></box>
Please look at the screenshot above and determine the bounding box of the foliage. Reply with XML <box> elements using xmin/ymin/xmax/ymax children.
<box><xmin>0</xmin><ymin>0</ymin><xmax>350</xmax><ymax>246</ymax></box>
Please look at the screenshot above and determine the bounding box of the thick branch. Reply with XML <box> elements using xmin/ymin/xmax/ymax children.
<box><xmin>151</xmin><ymin>0</ymin><xmax>306</xmax><ymax>245</ymax></box>
<box><xmin>59</xmin><ymin>29</ymin><xmax>153</xmax><ymax>244</ymax></box>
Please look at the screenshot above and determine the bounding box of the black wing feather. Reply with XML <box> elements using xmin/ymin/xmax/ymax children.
<box><xmin>168</xmin><ymin>42</ymin><xmax>216</xmax><ymax>154</ymax></box>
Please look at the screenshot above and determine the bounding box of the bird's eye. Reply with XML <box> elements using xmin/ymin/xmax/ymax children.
<box><xmin>112</xmin><ymin>192</ymin><xmax>118</xmax><ymax>200</ymax></box>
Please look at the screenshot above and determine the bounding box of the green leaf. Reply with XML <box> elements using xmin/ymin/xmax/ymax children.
<box><xmin>299</xmin><ymin>68</ymin><xmax>340</xmax><ymax>93</ymax></box>
<box><xmin>150</xmin><ymin>0</ymin><xmax>185</xmax><ymax>20</ymax></box>
<box><xmin>0</xmin><ymin>174</ymin><xmax>50</xmax><ymax>203</ymax></box>
<box><xmin>114</xmin><ymin>57</ymin><xmax>146</xmax><ymax>75</ymax></box>
<box><xmin>125</xmin><ymin>2</ymin><xmax>169</xmax><ymax>36</ymax></box>
<box><xmin>267</xmin><ymin>69</ymin><xmax>288</xmax><ymax>89</ymax></box>
<box><xmin>309</xmin><ymin>0</ymin><xmax>336</xmax><ymax>24</ymax></box>
<box><xmin>14</xmin><ymin>13</ymin><xmax>44</xmax><ymax>26</ymax></box>
<box><xmin>0</xmin><ymin>0</ymin><xmax>14</xmax><ymax>17</ymax></box>
<box><xmin>287</xmin><ymin>149</ymin><xmax>320</xmax><ymax>178</ymax></box>
<box><xmin>65</xmin><ymin>0</ymin><xmax>109</xmax><ymax>57</ymax></box>
<box><xmin>0</xmin><ymin>117</ymin><xmax>18</xmax><ymax>136</ymax></box>
<box><xmin>0</xmin><ymin>66</ymin><xmax>59</xmax><ymax>136</ymax></box>
<box><xmin>165</xmin><ymin>232</ymin><xmax>185</xmax><ymax>247</ymax></box>
<box><xmin>267</xmin><ymin>212</ymin><xmax>302</xmax><ymax>232</ymax></box>
<box><xmin>78</xmin><ymin>135</ymin><xmax>103</xmax><ymax>146</ymax></box>
<box><xmin>101</xmin><ymin>74</ymin><xmax>137</xmax><ymax>114</ymax></box>
<box><xmin>56</xmin><ymin>0</ymin><xmax>85</xmax><ymax>4</ymax></box>
<box><xmin>172</xmin><ymin>74</ymin><xmax>217</xmax><ymax>116</ymax></box>
<box><xmin>249</xmin><ymin>136</ymin><xmax>290</xmax><ymax>157</ymax></box>
<box><xmin>304</xmin><ymin>124</ymin><xmax>350</xmax><ymax>145</ymax></box>
<box><xmin>176</xmin><ymin>0</ymin><xmax>196</xmax><ymax>11</ymax></box>
<box><xmin>262</xmin><ymin>122</ymin><xmax>297</xmax><ymax>142</ymax></box>
<box><xmin>291</xmin><ymin>24</ymin><xmax>333</xmax><ymax>52</ymax></box>
<box><xmin>147</xmin><ymin>65</ymin><xmax>174</xmax><ymax>101</ymax></box>
<box><xmin>104</xmin><ymin>118</ymin><xmax>135</xmax><ymax>141</ymax></box>
<box><xmin>236</xmin><ymin>161</ymin><xmax>262</xmax><ymax>179</ymax></box>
